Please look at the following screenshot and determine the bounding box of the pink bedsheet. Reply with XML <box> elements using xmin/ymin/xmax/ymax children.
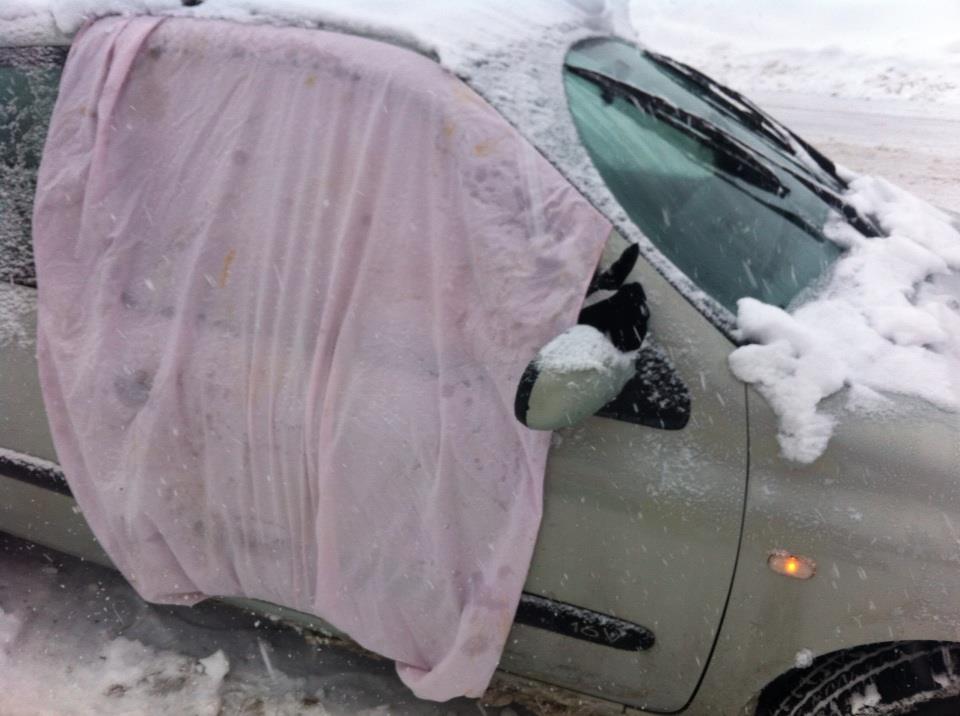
<box><xmin>33</xmin><ymin>16</ymin><xmax>609</xmax><ymax>700</ymax></box>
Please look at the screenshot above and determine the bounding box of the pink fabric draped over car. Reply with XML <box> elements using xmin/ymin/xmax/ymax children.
<box><xmin>33</xmin><ymin>16</ymin><xmax>610</xmax><ymax>700</ymax></box>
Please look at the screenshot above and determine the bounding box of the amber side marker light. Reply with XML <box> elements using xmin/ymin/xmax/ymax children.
<box><xmin>768</xmin><ymin>551</ymin><xmax>816</xmax><ymax>580</ymax></box>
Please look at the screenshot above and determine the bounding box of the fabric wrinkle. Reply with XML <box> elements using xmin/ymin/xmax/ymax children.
<box><xmin>34</xmin><ymin>16</ymin><xmax>610</xmax><ymax>701</ymax></box>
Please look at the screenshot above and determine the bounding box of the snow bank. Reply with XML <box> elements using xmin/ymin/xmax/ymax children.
<box><xmin>630</xmin><ymin>0</ymin><xmax>960</xmax><ymax>107</ymax></box>
<box><xmin>730</xmin><ymin>175</ymin><xmax>960</xmax><ymax>462</ymax></box>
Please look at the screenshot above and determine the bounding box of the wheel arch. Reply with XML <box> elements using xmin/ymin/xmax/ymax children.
<box><xmin>754</xmin><ymin>641</ymin><xmax>960</xmax><ymax>716</ymax></box>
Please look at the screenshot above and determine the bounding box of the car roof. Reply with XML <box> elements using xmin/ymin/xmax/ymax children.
<box><xmin>0</xmin><ymin>1</ymin><xmax>634</xmax><ymax>62</ymax></box>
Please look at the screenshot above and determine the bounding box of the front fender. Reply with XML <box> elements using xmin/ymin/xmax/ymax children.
<box><xmin>689</xmin><ymin>388</ymin><xmax>960</xmax><ymax>715</ymax></box>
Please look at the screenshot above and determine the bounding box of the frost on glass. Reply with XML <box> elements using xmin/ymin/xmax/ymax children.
<box><xmin>0</xmin><ymin>47</ymin><xmax>65</xmax><ymax>287</ymax></box>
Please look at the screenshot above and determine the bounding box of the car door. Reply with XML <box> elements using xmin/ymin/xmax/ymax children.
<box><xmin>502</xmin><ymin>234</ymin><xmax>749</xmax><ymax>711</ymax></box>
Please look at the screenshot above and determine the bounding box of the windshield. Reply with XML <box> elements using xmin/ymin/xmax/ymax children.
<box><xmin>564</xmin><ymin>38</ymin><xmax>879</xmax><ymax>313</ymax></box>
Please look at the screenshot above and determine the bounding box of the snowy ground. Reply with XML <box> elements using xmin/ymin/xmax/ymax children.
<box><xmin>0</xmin><ymin>534</ymin><xmax>554</xmax><ymax>716</ymax></box>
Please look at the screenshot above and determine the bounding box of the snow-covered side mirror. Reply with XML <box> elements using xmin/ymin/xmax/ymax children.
<box><xmin>515</xmin><ymin>325</ymin><xmax>637</xmax><ymax>430</ymax></box>
<box><xmin>516</xmin><ymin>229</ymin><xmax>650</xmax><ymax>430</ymax></box>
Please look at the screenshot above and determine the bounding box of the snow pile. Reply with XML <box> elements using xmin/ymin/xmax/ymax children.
<box><xmin>678</xmin><ymin>48</ymin><xmax>960</xmax><ymax>107</ymax></box>
<box><xmin>0</xmin><ymin>634</ymin><xmax>229</xmax><ymax>715</ymax></box>
<box><xmin>730</xmin><ymin>174</ymin><xmax>960</xmax><ymax>462</ymax></box>
<box><xmin>536</xmin><ymin>324</ymin><xmax>636</xmax><ymax>375</ymax></box>
<box><xmin>630</xmin><ymin>0</ymin><xmax>960</xmax><ymax>107</ymax></box>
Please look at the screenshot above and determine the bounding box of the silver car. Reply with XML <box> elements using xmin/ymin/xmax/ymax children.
<box><xmin>1</xmin><ymin>14</ymin><xmax>958</xmax><ymax>716</ymax></box>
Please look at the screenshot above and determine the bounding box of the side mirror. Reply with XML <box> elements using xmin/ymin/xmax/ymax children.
<box><xmin>515</xmin><ymin>325</ymin><xmax>636</xmax><ymax>430</ymax></box>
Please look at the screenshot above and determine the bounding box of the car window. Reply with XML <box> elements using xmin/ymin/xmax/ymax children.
<box><xmin>564</xmin><ymin>38</ymin><xmax>878</xmax><ymax>314</ymax></box>
<box><xmin>0</xmin><ymin>47</ymin><xmax>66</xmax><ymax>287</ymax></box>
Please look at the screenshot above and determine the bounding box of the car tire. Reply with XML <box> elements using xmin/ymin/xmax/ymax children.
<box><xmin>756</xmin><ymin>642</ymin><xmax>960</xmax><ymax>716</ymax></box>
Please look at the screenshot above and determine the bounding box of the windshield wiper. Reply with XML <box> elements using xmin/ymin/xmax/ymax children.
<box><xmin>644</xmin><ymin>51</ymin><xmax>844</xmax><ymax>186</ymax></box>
<box><xmin>640</xmin><ymin>53</ymin><xmax>881</xmax><ymax>237</ymax></box>
<box><xmin>566</xmin><ymin>64</ymin><xmax>881</xmax><ymax>239</ymax></box>
<box><xmin>567</xmin><ymin>64</ymin><xmax>789</xmax><ymax>199</ymax></box>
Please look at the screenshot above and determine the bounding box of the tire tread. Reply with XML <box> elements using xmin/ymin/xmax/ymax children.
<box><xmin>757</xmin><ymin>642</ymin><xmax>960</xmax><ymax>716</ymax></box>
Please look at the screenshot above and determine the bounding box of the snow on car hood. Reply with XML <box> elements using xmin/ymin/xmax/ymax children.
<box><xmin>730</xmin><ymin>172</ymin><xmax>960</xmax><ymax>463</ymax></box>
